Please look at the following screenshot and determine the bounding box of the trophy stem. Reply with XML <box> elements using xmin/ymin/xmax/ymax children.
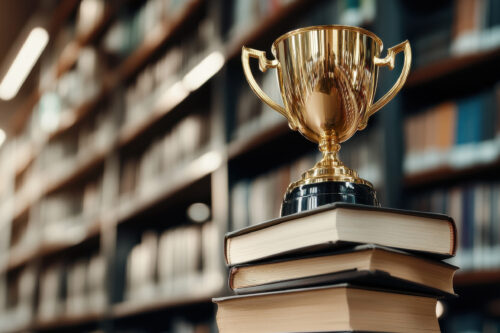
<box><xmin>285</xmin><ymin>135</ymin><xmax>373</xmax><ymax>194</ymax></box>
<box><xmin>281</xmin><ymin>135</ymin><xmax>379</xmax><ymax>216</ymax></box>
<box><xmin>317</xmin><ymin>135</ymin><xmax>344</xmax><ymax>170</ymax></box>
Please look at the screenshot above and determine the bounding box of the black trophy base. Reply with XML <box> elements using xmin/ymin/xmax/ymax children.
<box><xmin>281</xmin><ymin>181</ymin><xmax>379</xmax><ymax>216</ymax></box>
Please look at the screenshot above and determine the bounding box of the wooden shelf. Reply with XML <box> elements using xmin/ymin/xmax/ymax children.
<box><xmin>32</xmin><ymin>311</ymin><xmax>104</xmax><ymax>331</ymax></box>
<box><xmin>454</xmin><ymin>269</ymin><xmax>500</xmax><ymax>286</ymax></box>
<box><xmin>404</xmin><ymin>156</ymin><xmax>500</xmax><ymax>189</ymax></box>
<box><xmin>44</xmin><ymin>144</ymin><xmax>111</xmax><ymax>195</ymax></box>
<box><xmin>228</xmin><ymin>120</ymin><xmax>289</xmax><ymax>160</ymax></box>
<box><xmin>47</xmin><ymin>89</ymin><xmax>107</xmax><ymax>143</ymax></box>
<box><xmin>14</xmin><ymin>142</ymin><xmax>39</xmax><ymax>178</ymax></box>
<box><xmin>406</xmin><ymin>47</ymin><xmax>500</xmax><ymax>88</ymax></box>
<box><xmin>0</xmin><ymin>222</ymin><xmax>100</xmax><ymax>275</ymax></box>
<box><xmin>112</xmin><ymin>293</ymin><xmax>215</xmax><ymax>319</ymax></box>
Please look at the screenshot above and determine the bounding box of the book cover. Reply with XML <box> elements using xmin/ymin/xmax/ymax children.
<box><xmin>225</xmin><ymin>202</ymin><xmax>457</xmax><ymax>265</ymax></box>
<box><xmin>229</xmin><ymin>245</ymin><xmax>457</xmax><ymax>297</ymax></box>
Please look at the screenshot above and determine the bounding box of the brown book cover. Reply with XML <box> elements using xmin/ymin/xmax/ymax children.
<box><xmin>436</xmin><ymin>101</ymin><xmax>457</xmax><ymax>150</ymax></box>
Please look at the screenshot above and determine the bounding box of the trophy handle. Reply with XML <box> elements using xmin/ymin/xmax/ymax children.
<box><xmin>359</xmin><ymin>40</ymin><xmax>412</xmax><ymax>130</ymax></box>
<box><xmin>241</xmin><ymin>46</ymin><xmax>296</xmax><ymax>129</ymax></box>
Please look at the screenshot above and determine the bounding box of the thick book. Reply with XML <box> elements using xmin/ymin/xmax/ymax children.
<box><xmin>229</xmin><ymin>245</ymin><xmax>457</xmax><ymax>296</ymax></box>
<box><xmin>225</xmin><ymin>203</ymin><xmax>456</xmax><ymax>266</ymax></box>
<box><xmin>213</xmin><ymin>284</ymin><xmax>440</xmax><ymax>333</ymax></box>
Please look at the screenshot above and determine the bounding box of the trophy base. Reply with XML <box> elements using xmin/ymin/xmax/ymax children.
<box><xmin>280</xmin><ymin>181</ymin><xmax>379</xmax><ymax>216</ymax></box>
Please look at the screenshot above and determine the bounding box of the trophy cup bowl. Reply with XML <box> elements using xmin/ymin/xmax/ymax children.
<box><xmin>242</xmin><ymin>25</ymin><xmax>411</xmax><ymax>216</ymax></box>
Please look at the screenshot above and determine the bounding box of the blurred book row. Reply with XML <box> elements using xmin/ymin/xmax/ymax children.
<box><xmin>39</xmin><ymin>254</ymin><xmax>107</xmax><ymax>320</ymax></box>
<box><xmin>409</xmin><ymin>0</ymin><xmax>500</xmax><ymax>67</ymax></box>
<box><xmin>409</xmin><ymin>180</ymin><xmax>500</xmax><ymax>271</ymax></box>
<box><xmin>125</xmin><ymin>222</ymin><xmax>223</xmax><ymax>302</ymax></box>
<box><xmin>10</xmin><ymin>110</ymin><xmax>210</xmax><ymax>264</ymax></box>
<box><xmin>122</xmin><ymin>18</ymin><xmax>215</xmax><ymax>130</ymax></box>
<box><xmin>0</xmin><ymin>222</ymin><xmax>223</xmax><ymax>331</ymax></box>
<box><xmin>404</xmin><ymin>83</ymin><xmax>500</xmax><ymax>175</ymax></box>
<box><xmin>119</xmin><ymin>113</ymin><xmax>210</xmax><ymax>202</ymax></box>
<box><xmin>0</xmin><ymin>251</ymin><xmax>105</xmax><ymax>331</ymax></box>
<box><xmin>103</xmin><ymin>0</ymin><xmax>193</xmax><ymax>58</ymax></box>
<box><xmin>11</xmin><ymin>172</ymin><xmax>104</xmax><ymax>259</ymax></box>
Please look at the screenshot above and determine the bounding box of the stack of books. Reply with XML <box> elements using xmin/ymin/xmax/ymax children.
<box><xmin>214</xmin><ymin>203</ymin><xmax>458</xmax><ymax>332</ymax></box>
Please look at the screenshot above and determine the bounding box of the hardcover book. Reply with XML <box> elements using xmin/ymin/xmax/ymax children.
<box><xmin>225</xmin><ymin>203</ymin><xmax>457</xmax><ymax>266</ymax></box>
<box><xmin>214</xmin><ymin>284</ymin><xmax>440</xmax><ymax>333</ymax></box>
<box><xmin>229</xmin><ymin>245</ymin><xmax>457</xmax><ymax>296</ymax></box>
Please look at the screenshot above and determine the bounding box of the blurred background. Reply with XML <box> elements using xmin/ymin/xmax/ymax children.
<box><xmin>0</xmin><ymin>0</ymin><xmax>498</xmax><ymax>332</ymax></box>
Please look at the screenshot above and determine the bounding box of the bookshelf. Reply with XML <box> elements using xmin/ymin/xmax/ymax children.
<box><xmin>0</xmin><ymin>0</ymin><xmax>498</xmax><ymax>332</ymax></box>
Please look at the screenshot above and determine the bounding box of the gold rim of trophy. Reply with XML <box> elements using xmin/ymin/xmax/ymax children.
<box><xmin>271</xmin><ymin>25</ymin><xmax>383</xmax><ymax>51</ymax></box>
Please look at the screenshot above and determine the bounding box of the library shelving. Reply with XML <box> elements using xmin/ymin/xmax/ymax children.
<box><xmin>0</xmin><ymin>0</ymin><xmax>499</xmax><ymax>332</ymax></box>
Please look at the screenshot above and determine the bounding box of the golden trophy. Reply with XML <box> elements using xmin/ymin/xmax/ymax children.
<box><xmin>241</xmin><ymin>25</ymin><xmax>411</xmax><ymax>216</ymax></box>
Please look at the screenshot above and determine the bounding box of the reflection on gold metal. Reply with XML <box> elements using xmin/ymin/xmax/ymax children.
<box><xmin>242</xmin><ymin>25</ymin><xmax>411</xmax><ymax>194</ymax></box>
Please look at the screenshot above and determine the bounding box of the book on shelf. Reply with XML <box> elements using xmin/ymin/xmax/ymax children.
<box><xmin>0</xmin><ymin>265</ymin><xmax>36</xmax><ymax>331</ymax></box>
<box><xmin>119</xmin><ymin>112</ymin><xmax>210</xmax><ymax>201</ymax></box>
<box><xmin>38</xmin><ymin>252</ymin><xmax>107</xmax><ymax>319</ymax></box>
<box><xmin>214</xmin><ymin>284</ymin><xmax>440</xmax><ymax>333</ymax></box>
<box><xmin>125</xmin><ymin>222</ymin><xmax>223</xmax><ymax>302</ymax></box>
<box><xmin>404</xmin><ymin>84</ymin><xmax>500</xmax><ymax>174</ymax></box>
<box><xmin>410</xmin><ymin>180</ymin><xmax>500</xmax><ymax>270</ymax></box>
<box><xmin>406</xmin><ymin>0</ymin><xmax>500</xmax><ymax>67</ymax></box>
<box><xmin>225</xmin><ymin>203</ymin><xmax>457</xmax><ymax>266</ymax></box>
<box><xmin>451</xmin><ymin>0</ymin><xmax>500</xmax><ymax>55</ymax></box>
<box><xmin>229</xmin><ymin>244</ymin><xmax>457</xmax><ymax>296</ymax></box>
<box><xmin>38</xmin><ymin>263</ymin><xmax>65</xmax><ymax>320</ymax></box>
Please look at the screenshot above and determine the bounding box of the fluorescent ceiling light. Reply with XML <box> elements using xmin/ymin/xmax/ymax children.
<box><xmin>182</xmin><ymin>51</ymin><xmax>225</xmax><ymax>91</ymax></box>
<box><xmin>0</xmin><ymin>27</ymin><xmax>49</xmax><ymax>100</ymax></box>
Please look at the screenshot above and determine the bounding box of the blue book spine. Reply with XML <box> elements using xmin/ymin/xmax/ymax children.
<box><xmin>455</xmin><ymin>96</ymin><xmax>483</xmax><ymax>144</ymax></box>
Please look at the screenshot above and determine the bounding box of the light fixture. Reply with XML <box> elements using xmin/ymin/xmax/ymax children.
<box><xmin>0</xmin><ymin>27</ymin><xmax>49</xmax><ymax>100</ymax></box>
